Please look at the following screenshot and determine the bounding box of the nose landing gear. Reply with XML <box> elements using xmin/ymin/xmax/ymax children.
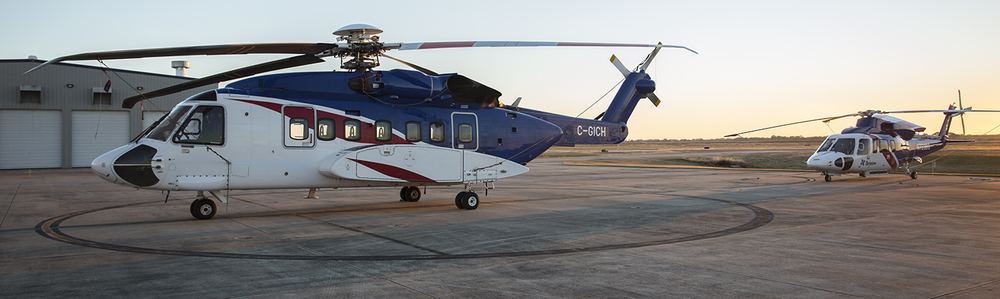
<box><xmin>190</xmin><ymin>198</ymin><xmax>217</xmax><ymax>220</ymax></box>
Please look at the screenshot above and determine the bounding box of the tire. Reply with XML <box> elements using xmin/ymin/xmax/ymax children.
<box><xmin>190</xmin><ymin>199</ymin><xmax>216</xmax><ymax>220</ymax></box>
<box><xmin>455</xmin><ymin>192</ymin><xmax>465</xmax><ymax>209</ymax></box>
<box><xmin>910</xmin><ymin>172</ymin><xmax>918</xmax><ymax>179</ymax></box>
<box><xmin>824</xmin><ymin>175</ymin><xmax>832</xmax><ymax>182</ymax></box>
<box><xmin>401</xmin><ymin>186</ymin><xmax>421</xmax><ymax>202</ymax></box>
<box><xmin>459</xmin><ymin>192</ymin><xmax>479</xmax><ymax>210</ymax></box>
<box><xmin>859</xmin><ymin>172</ymin><xmax>867</xmax><ymax>178</ymax></box>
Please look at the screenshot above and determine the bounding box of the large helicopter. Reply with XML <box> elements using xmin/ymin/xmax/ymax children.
<box><xmin>726</xmin><ymin>97</ymin><xmax>999</xmax><ymax>182</ymax></box>
<box><xmin>25</xmin><ymin>24</ymin><xmax>697</xmax><ymax>219</ymax></box>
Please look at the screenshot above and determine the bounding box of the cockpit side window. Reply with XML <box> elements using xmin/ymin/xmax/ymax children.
<box><xmin>832</xmin><ymin>138</ymin><xmax>855</xmax><ymax>155</ymax></box>
<box><xmin>147</xmin><ymin>105</ymin><xmax>192</xmax><ymax>142</ymax></box>
<box><xmin>817</xmin><ymin>138</ymin><xmax>836</xmax><ymax>153</ymax></box>
<box><xmin>173</xmin><ymin>106</ymin><xmax>225</xmax><ymax>145</ymax></box>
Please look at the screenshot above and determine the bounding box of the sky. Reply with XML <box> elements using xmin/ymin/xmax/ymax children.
<box><xmin>3</xmin><ymin>0</ymin><xmax>998</xmax><ymax>140</ymax></box>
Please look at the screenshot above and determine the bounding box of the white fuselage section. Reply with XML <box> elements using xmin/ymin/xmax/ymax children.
<box><xmin>90</xmin><ymin>96</ymin><xmax>528</xmax><ymax>191</ymax></box>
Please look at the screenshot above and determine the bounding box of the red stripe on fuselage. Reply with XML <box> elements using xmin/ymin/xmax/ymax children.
<box><xmin>349</xmin><ymin>158</ymin><xmax>436</xmax><ymax>183</ymax></box>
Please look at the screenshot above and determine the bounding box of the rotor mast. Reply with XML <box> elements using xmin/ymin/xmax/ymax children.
<box><xmin>333</xmin><ymin>24</ymin><xmax>385</xmax><ymax>72</ymax></box>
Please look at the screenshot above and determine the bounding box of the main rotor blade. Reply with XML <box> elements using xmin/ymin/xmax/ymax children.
<box><xmin>382</xmin><ymin>54</ymin><xmax>439</xmax><ymax>76</ymax></box>
<box><xmin>724</xmin><ymin>113</ymin><xmax>859</xmax><ymax>137</ymax></box>
<box><xmin>25</xmin><ymin>43</ymin><xmax>340</xmax><ymax>74</ymax></box>
<box><xmin>390</xmin><ymin>41</ymin><xmax>698</xmax><ymax>54</ymax></box>
<box><xmin>121</xmin><ymin>54</ymin><xmax>325</xmax><ymax>108</ymax></box>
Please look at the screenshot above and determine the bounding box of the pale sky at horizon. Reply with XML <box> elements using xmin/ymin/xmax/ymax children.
<box><xmin>3</xmin><ymin>0</ymin><xmax>998</xmax><ymax>139</ymax></box>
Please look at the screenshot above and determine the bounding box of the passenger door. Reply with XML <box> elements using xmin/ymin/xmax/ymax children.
<box><xmin>283</xmin><ymin>105</ymin><xmax>315</xmax><ymax>148</ymax></box>
<box><xmin>451</xmin><ymin>112</ymin><xmax>478</xmax><ymax>150</ymax></box>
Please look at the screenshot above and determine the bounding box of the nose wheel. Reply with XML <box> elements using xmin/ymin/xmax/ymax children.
<box><xmin>824</xmin><ymin>174</ymin><xmax>832</xmax><ymax>182</ymax></box>
<box><xmin>190</xmin><ymin>198</ymin><xmax>217</xmax><ymax>220</ymax></box>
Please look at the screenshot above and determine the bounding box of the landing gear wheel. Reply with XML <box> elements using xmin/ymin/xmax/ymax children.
<box><xmin>400</xmin><ymin>186</ymin><xmax>421</xmax><ymax>202</ymax></box>
<box><xmin>859</xmin><ymin>172</ymin><xmax>867</xmax><ymax>178</ymax></box>
<box><xmin>455</xmin><ymin>193</ymin><xmax>465</xmax><ymax>209</ymax></box>
<box><xmin>910</xmin><ymin>172</ymin><xmax>918</xmax><ymax>179</ymax></box>
<box><xmin>190</xmin><ymin>199</ymin><xmax>216</xmax><ymax>220</ymax></box>
<box><xmin>457</xmin><ymin>191</ymin><xmax>479</xmax><ymax>210</ymax></box>
<box><xmin>824</xmin><ymin>175</ymin><xmax>832</xmax><ymax>182</ymax></box>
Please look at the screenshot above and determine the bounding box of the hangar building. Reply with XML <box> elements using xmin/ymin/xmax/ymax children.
<box><xmin>0</xmin><ymin>58</ymin><xmax>215</xmax><ymax>169</ymax></box>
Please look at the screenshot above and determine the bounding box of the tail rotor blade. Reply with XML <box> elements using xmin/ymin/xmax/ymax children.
<box><xmin>639</xmin><ymin>42</ymin><xmax>663</xmax><ymax>71</ymax></box>
<box><xmin>647</xmin><ymin>92</ymin><xmax>662</xmax><ymax>107</ymax></box>
<box><xmin>609</xmin><ymin>55</ymin><xmax>631</xmax><ymax>77</ymax></box>
<box><xmin>958</xmin><ymin>90</ymin><xmax>966</xmax><ymax>134</ymax></box>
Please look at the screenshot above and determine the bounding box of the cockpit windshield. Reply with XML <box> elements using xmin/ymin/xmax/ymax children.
<box><xmin>817</xmin><ymin>137</ymin><xmax>856</xmax><ymax>155</ymax></box>
<box><xmin>147</xmin><ymin>105</ymin><xmax>192</xmax><ymax>142</ymax></box>
<box><xmin>817</xmin><ymin>138</ymin><xmax>835</xmax><ymax>152</ymax></box>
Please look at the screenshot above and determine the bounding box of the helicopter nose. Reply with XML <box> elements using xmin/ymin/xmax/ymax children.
<box><xmin>806</xmin><ymin>153</ymin><xmax>838</xmax><ymax>172</ymax></box>
<box><xmin>91</xmin><ymin>144</ymin><xmax>132</xmax><ymax>184</ymax></box>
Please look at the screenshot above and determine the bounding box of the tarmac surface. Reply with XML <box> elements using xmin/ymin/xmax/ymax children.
<box><xmin>2</xmin><ymin>151</ymin><xmax>999</xmax><ymax>298</ymax></box>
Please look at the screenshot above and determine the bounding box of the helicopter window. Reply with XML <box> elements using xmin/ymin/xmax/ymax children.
<box><xmin>857</xmin><ymin>138</ymin><xmax>871</xmax><ymax>155</ymax></box>
<box><xmin>317</xmin><ymin>118</ymin><xmax>336</xmax><ymax>141</ymax></box>
<box><xmin>832</xmin><ymin>138</ymin><xmax>855</xmax><ymax>155</ymax></box>
<box><xmin>878</xmin><ymin>140</ymin><xmax>889</xmax><ymax>152</ymax></box>
<box><xmin>173</xmin><ymin>106</ymin><xmax>225</xmax><ymax>145</ymax></box>
<box><xmin>405</xmin><ymin>121</ymin><xmax>421</xmax><ymax>142</ymax></box>
<box><xmin>429</xmin><ymin>122</ymin><xmax>445</xmax><ymax>143</ymax></box>
<box><xmin>344</xmin><ymin>119</ymin><xmax>361</xmax><ymax>141</ymax></box>
<box><xmin>289</xmin><ymin>118</ymin><xmax>309</xmax><ymax>140</ymax></box>
<box><xmin>148</xmin><ymin>105</ymin><xmax>192</xmax><ymax>142</ymax></box>
<box><xmin>458</xmin><ymin>123</ymin><xmax>474</xmax><ymax>143</ymax></box>
<box><xmin>375</xmin><ymin>120</ymin><xmax>392</xmax><ymax>142</ymax></box>
<box><xmin>817</xmin><ymin>138</ymin><xmax>836</xmax><ymax>152</ymax></box>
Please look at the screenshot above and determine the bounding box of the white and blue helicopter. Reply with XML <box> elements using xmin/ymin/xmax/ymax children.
<box><xmin>726</xmin><ymin>98</ymin><xmax>999</xmax><ymax>182</ymax></box>
<box><xmin>26</xmin><ymin>24</ymin><xmax>697</xmax><ymax>219</ymax></box>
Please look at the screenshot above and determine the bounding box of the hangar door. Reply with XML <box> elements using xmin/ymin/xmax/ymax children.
<box><xmin>0</xmin><ymin>110</ymin><xmax>63</xmax><ymax>169</ymax></box>
<box><xmin>72</xmin><ymin>111</ymin><xmax>130</xmax><ymax>167</ymax></box>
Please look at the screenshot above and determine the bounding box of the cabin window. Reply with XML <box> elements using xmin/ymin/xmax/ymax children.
<box><xmin>148</xmin><ymin>105</ymin><xmax>192</xmax><ymax>142</ymax></box>
<box><xmin>429</xmin><ymin>122</ymin><xmax>445</xmax><ymax>143</ymax></box>
<box><xmin>288</xmin><ymin>118</ymin><xmax>309</xmax><ymax>140</ymax></box>
<box><xmin>344</xmin><ymin>119</ymin><xmax>361</xmax><ymax>141</ymax></box>
<box><xmin>831</xmin><ymin>138</ymin><xmax>855</xmax><ymax>155</ymax></box>
<box><xmin>817</xmin><ymin>138</ymin><xmax>835</xmax><ymax>153</ymax></box>
<box><xmin>405</xmin><ymin>121</ymin><xmax>421</xmax><ymax>142</ymax></box>
<box><xmin>857</xmin><ymin>138</ymin><xmax>871</xmax><ymax>155</ymax></box>
<box><xmin>878</xmin><ymin>140</ymin><xmax>889</xmax><ymax>152</ymax></box>
<box><xmin>458</xmin><ymin>123</ymin><xmax>474</xmax><ymax>143</ymax></box>
<box><xmin>173</xmin><ymin>105</ymin><xmax>225</xmax><ymax>145</ymax></box>
<box><xmin>317</xmin><ymin>118</ymin><xmax>336</xmax><ymax>141</ymax></box>
<box><xmin>375</xmin><ymin>120</ymin><xmax>392</xmax><ymax>142</ymax></box>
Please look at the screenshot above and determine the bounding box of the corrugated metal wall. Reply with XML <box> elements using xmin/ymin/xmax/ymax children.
<box><xmin>1</xmin><ymin>60</ymin><xmax>217</xmax><ymax>169</ymax></box>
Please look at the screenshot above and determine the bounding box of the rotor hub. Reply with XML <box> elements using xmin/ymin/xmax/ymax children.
<box><xmin>332</xmin><ymin>24</ymin><xmax>385</xmax><ymax>71</ymax></box>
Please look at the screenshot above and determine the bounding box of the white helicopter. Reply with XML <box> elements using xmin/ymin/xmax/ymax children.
<box><xmin>726</xmin><ymin>98</ymin><xmax>999</xmax><ymax>182</ymax></box>
<box><xmin>25</xmin><ymin>24</ymin><xmax>696</xmax><ymax>219</ymax></box>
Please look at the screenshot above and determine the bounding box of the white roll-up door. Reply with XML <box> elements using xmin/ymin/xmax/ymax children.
<box><xmin>0</xmin><ymin>110</ymin><xmax>63</xmax><ymax>169</ymax></box>
<box><xmin>71</xmin><ymin>111</ymin><xmax>130</xmax><ymax>167</ymax></box>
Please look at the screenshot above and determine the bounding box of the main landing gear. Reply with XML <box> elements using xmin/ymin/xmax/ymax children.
<box><xmin>454</xmin><ymin>183</ymin><xmax>479</xmax><ymax>210</ymax></box>
<box><xmin>399</xmin><ymin>186</ymin><xmax>421</xmax><ymax>202</ymax></box>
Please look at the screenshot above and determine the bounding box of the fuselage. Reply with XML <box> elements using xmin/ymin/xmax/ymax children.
<box><xmin>806</xmin><ymin>133</ymin><xmax>946</xmax><ymax>175</ymax></box>
<box><xmin>89</xmin><ymin>68</ymin><xmax>649</xmax><ymax>191</ymax></box>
